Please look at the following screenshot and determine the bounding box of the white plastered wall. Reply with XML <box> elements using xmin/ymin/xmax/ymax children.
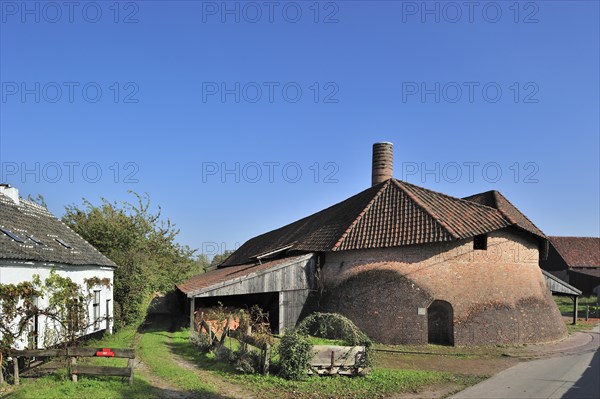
<box><xmin>0</xmin><ymin>260</ymin><xmax>114</xmax><ymax>349</ymax></box>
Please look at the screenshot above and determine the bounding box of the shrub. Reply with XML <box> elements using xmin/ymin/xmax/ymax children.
<box><xmin>234</xmin><ymin>348</ymin><xmax>261</xmax><ymax>374</ymax></box>
<box><xmin>278</xmin><ymin>329</ymin><xmax>313</xmax><ymax>380</ymax></box>
<box><xmin>189</xmin><ymin>331</ymin><xmax>212</xmax><ymax>352</ymax></box>
<box><xmin>215</xmin><ymin>345</ymin><xmax>236</xmax><ymax>363</ymax></box>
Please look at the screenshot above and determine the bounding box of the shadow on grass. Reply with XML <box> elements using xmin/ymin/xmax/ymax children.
<box><xmin>167</xmin><ymin>338</ymin><xmax>237</xmax><ymax>374</ymax></box>
<box><xmin>3</xmin><ymin>371</ymin><xmax>160</xmax><ymax>399</ymax></box>
<box><xmin>137</xmin><ymin>314</ymin><xmax>241</xmax><ymax>399</ymax></box>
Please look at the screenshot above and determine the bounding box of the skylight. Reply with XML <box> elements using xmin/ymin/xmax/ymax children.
<box><xmin>28</xmin><ymin>235</ymin><xmax>44</xmax><ymax>245</ymax></box>
<box><xmin>55</xmin><ymin>238</ymin><xmax>72</xmax><ymax>249</ymax></box>
<box><xmin>1</xmin><ymin>228</ymin><xmax>24</xmax><ymax>243</ymax></box>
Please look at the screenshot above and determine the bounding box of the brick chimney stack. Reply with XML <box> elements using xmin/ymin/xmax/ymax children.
<box><xmin>372</xmin><ymin>142</ymin><xmax>393</xmax><ymax>186</ymax></box>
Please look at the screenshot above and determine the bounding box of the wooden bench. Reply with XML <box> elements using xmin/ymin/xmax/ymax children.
<box><xmin>309</xmin><ymin>345</ymin><xmax>368</xmax><ymax>376</ymax></box>
<box><xmin>68</xmin><ymin>347</ymin><xmax>135</xmax><ymax>384</ymax></box>
<box><xmin>7</xmin><ymin>347</ymin><xmax>135</xmax><ymax>385</ymax></box>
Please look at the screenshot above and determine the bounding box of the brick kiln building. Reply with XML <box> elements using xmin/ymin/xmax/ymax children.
<box><xmin>179</xmin><ymin>143</ymin><xmax>566</xmax><ymax>346</ymax></box>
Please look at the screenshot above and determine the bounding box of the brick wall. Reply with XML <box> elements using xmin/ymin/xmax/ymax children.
<box><xmin>318</xmin><ymin>228</ymin><xmax>567</xmax><ymax>345</ymax></box>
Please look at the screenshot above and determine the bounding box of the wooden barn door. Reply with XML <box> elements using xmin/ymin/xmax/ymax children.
<box><xmin>427</xmin><ymin>300</ymin><xmax>454</xmax><ymax>345</ymax></box>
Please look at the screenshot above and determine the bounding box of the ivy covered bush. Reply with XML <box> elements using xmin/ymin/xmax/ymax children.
<box><xmin>277</xmin><ymin>329</ymin><xmax>313</xmax><ymax>380</ymax></box>
<box><xmin>297</xmin><ymin>312</ymin><xmax>372</xmax><ymax>346</ymax></box>
<box><xmin>297</xmin><ymin>312</ymin><xmax>373</xmax><ymax>369</ymax></box>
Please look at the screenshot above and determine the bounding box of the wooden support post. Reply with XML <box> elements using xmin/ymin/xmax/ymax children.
<box><xmin>278</xmin><ymin>291</ymin><xmax>285</xmax><ymax>335</ymax></box>
<box><xmin>220</xmin><ymin>316</ymin><xmax>231</xmax><ymax>345</ymax></box>
<box><xmin>586</xmin><ymin>305</ymin><xmax>589</xmax><ymax>321</ymax></box>
<box><xmin>70</xmin><ymin>357</ymin><xmax>78</xmax><ymax>382</ymax></box>
<box><xmin>127</xmin><ymin>358</ymin><xmax>134</xmax><ymax>385</ymax></box>
<box><xmin>572</xmin><ymin>296</ymin><xmax>579</xmax><ymax>325</ymax></box>
<box><xmin>200</xmin><ymin>320</ymin><xmax>213</xmax><ymax>345</ymax></box>
<box><xmin>0</xmin><ymin>352</ymin><xmax>4</xmax><ymax>385</ymax></box>
<box><xmin>13</xmin><ymin>357</ymin><xmax>19</xmax><ymax>385</ymax></box>
<box><xmin>189</xmin><ymin>298</ymin><xmax>195</xmax><ymax>332</ymax></box>
<box><xmin>262</xmin><ymin>344</ymin><xmax>271</xmax><ymax>375</ymax></box>
<box><xmin>329</xmin><ymin>351</ymin><xmax>335</xmax><ymax>375</ymax></box>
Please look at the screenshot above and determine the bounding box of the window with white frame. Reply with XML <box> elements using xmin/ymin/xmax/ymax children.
<box><xmin>93</xmin><ymin>290</ymin><xmax>101</xmax><ymax>330</ymax></box>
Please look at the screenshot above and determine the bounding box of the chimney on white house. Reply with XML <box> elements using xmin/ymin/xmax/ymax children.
<box><xmin>0</xmin><ymin>184</ymin><xmax>20</xmax><ymax>206</ymax></box>
<box><xmin>372</xmin><ymin>142</ymin><xmax>393</xmax><ymax>186</ymax></box>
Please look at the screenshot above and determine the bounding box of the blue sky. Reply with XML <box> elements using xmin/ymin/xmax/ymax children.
<box><xmin>1</xmin><ymin>1</ymin><xmax>598</xmax><ymax>259</ymax></box>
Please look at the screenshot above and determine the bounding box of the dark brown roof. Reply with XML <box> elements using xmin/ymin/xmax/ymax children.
<box><xmin>549</xmin><ymin>236</ymin><xmax>600</xmax><ymax>268</ymax></box>
<box><xmin>0</xmin><ymin>194</ymin><xmax>116</xmax><ymax>267</ymax></box>
<box><xmin>177</xmin><ymin>254</ymin><xmax>312</xmax><ymax>295</ymax></box>
<box><xmin>570</xmin><ymin>268</ymin><xmax>600</xmax><ymax>278</ymax></box>
<box><xmin>222</xmin><ymin>179</ymin><xmax>543</xmax><ymax>266</ymax></box>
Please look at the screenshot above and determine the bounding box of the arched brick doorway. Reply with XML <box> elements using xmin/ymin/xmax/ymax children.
<box><xmin>428</xmin><ymin>300</ymin><xmax>454</xmax><ymax>345</ymax></box>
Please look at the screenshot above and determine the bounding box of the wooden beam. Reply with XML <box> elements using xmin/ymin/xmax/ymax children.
<box><xmin>127</xmin><ymin>358</ymin><xmax>135</xmax><ymax>385</ymax></box>
<box><xmin>9</xmin><ymin>349</ymin><xmax>63</xmax><ymax>358</ymax></box>
<box><xmin>13</xmin><ymin>358</ymin><xmax>19</xmax><ymax>385</ymax></box>
<box><xmin>220</xmin><ymin>316</ymin><xmax>231</xmax><ymax>344</ymax></box>
<box><xmin>70</xmin><ymin>357</ymin><xmax>77</xmax><ymax>382</ymax></box>
<box><xmin>67</xmin><ymin>348</ymin><xmax>135</xmax><ymax>359</ymax></box>
<box><xmin>190</xmin><ymin>298</ymin><xmax>195</xmax><ymax>332</ymax></box>
<box><xmin>278</xmin><ymin>291</ymin><xmax>285</xmax><ymax>335</ymax></box>
<box><xmin>262</xmin><ymin>344</ymin><xmax>271</xmax><ymax>375</ymax></box>
<box><xmin>573</xmin><ymin>296</ymin><xmax>579</xmax><ymax>325</ymax></box>
<box><xmin>72</xmin><ymin>365</ymin><xmax>131</xmax><ymax>377</ymax></box>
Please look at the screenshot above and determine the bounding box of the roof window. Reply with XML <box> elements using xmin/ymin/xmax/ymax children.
<box><xmin>55</xmin><ymin>238</ymin><xmax>72</xmax><ymax>249</ymax></box>
<box><xmin>28</xmin><ymin>235</ymin><xmax>45</xmax><ymax>245</ymax></box>
<box><xmin>1</xmin><ymin>228</ymin><xmax>24</xmax><ymax>243</ymax></box>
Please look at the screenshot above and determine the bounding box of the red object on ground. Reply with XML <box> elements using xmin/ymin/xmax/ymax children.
<box><xmin>95</xmin><ymin>348</ymin><xmax>115</xmax><ymax>357</ymax></box>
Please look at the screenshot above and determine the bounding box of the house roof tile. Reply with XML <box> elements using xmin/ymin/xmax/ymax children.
<box><xmin>0</xmin><ymin>193</ymin><xmax>116</xmax><ymax>268</ymax></box>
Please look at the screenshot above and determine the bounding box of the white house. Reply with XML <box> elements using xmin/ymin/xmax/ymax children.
<box><xmin>0</xmin><ymin>184</ymin><xmax>116</xmax><ymax>349</ymax></box>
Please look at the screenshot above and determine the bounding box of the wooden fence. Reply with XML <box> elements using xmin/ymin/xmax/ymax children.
<box><xmin>6</xmin><ymin>347</ymin><xmax>135</xmax><ymax>385</ymax></box>
<box><xmin>197</xmin><ymin>316</ymin><xmax>271</xmax><ymax>375</ymax></box>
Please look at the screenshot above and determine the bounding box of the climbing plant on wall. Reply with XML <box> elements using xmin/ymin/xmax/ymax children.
<box><xmin>0</xmin><ymin>269</ymin><xmax>110</xmax><ymax>355</ymax></box>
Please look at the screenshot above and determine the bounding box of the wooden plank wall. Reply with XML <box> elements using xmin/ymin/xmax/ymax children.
<box><xmin>279</xmin><ymin>289</ymin><xmax>310</xmax><ymax>333</ymax></box>
<box><xmin>197</xmin><ymin>256</ymin><xmax>316</xmax><ymax>298</ymax></box>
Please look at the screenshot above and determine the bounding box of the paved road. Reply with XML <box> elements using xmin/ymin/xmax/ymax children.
<box><xmin>450</xmin><ymin>326</ymin><xmax>600</xmax><ymax>399</ymax></box>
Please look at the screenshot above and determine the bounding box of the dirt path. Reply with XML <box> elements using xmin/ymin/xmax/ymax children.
<box><xmin>129</xmin><ymin>327</ymin><xmax>195</xmax><ymax>399</ymax></box>
<box><xmin>167</xmin><ymin>336</ymin><xmax>254</xmax><ymax>399</ymax></box>
<box><xmin>136</xmin><ymin>315</ymin><xmax>253</xmax><ymax>399</ymax></box>
<box><xmin>134</xmin><ymin>356</ymin><xmax>195</xmax><ymax>399</ymax></box>
<box><xmin>387</xmin><ymin>383</ymin><xmax>464</xmax><ymax>399</ymax></box>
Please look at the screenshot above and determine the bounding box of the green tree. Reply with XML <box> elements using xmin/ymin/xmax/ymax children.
<box><xmin>62</xmin><ymin>192</ymin><xmax>196</xmax><ymax>329</ymax></box>
<box><xmin>210</xmin><ymin>250</ymin><xmax>234</xmax><ymax>268</ymax></box>
<box><xmin>195</xmin><ymin>253</ymin><xmax>211</xmax><ymax>272</ymax></box>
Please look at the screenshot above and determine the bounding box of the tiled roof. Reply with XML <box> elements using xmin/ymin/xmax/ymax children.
<box><xmin>177</xmin><ymin>254</ymin><xmax>312</xmax><ymax>295</ymax></box>
<box><xmin>223</xmin><ymin>179</ymin><xmax>542</xmax><ymax>267</ymax></box>
<box><xmin>0</xmin><ymin>194</ymin><xmax>116</xmax><ymax>267</ymax></box>
<box><xmin>463</xmin><ymin>190</ymin><xmax>546</xmax><ymax>238</ymax></box>
<box><xmin>549</xmin><ymin>236</ymin><xmax>600</xmax><ymax>268</ymax></box>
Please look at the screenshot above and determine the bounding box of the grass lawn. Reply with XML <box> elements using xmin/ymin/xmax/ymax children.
<box><xmin>1</xmin><ymin>325</ymin><xmax>159</xmax><ymax>399</ymax></box>
<box><xmin>3</xmin><ymin>317</ymin><xmax>488</xmax><ymax>399</ymax></box>
<box><xmin>229</xmin><ymin>369</ymin><xmax>475</xmax><ymax>399</ymax></box>
<box><xmin>170</xmin><ymin>326</ymin><xmax>483</xmax><ymax>399</ymax></box>
<box><xmin>554</xmin><ymin>295</ymin><xmax>598</xmax><ymax>314</ymax></box>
